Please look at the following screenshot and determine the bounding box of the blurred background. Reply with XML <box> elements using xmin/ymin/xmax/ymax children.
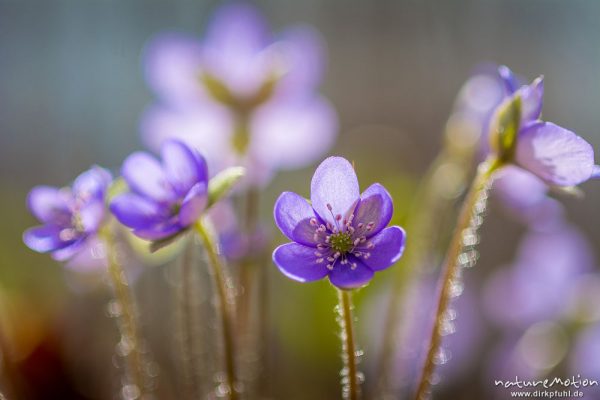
<box><xmin>1</xmin><ymin>0</ymin><xmax>600</xmax><ymax>399</ymax></box>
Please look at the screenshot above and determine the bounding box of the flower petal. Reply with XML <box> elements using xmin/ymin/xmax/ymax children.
<box><xmin>26</xmin><ymin>186</ymin><xmax>72</xmax><ymax>226</ymax></box>
<box><xmin>121</xmin><ymin>151</ymin><xmax>174</xmax><ymax>202</ymax></box>
<box><xmin>79</xmin><ymin>200</ymin><xmax>106</xmax><ymax>233</ymax></box>
<box><xmin>72</xmin><ymin>166</ymin><xmax>112</xmax><ymax>200</ymax></box>
<box><xmin>272</xmin><ymin>242</ymin><xmax>329</xmax><ymax>283</ymax></box>
<box><xmin>161</xmin><ymin>139</ymin><xmax>208</xmax><ymax>195</ymax></box>
<box><xmin>250</xmin><ymin>96</ymin><xmax>338</xmax><ymax>170</ymax></box>
<box><xmin>516</xmin><ymin>121</ymin><xmax>595</xmax><ymax>186</ymax></box>
<box><xmin>52</xmin><ymin>238</ymin><xmax>85</xmax><ymax>261</ymax></box>
<box><xmin>498</xmin><ymin>65</ymin><xmax>520</xmax><ymax>94</ymax></box>
<box><xmin>23</xmin><ymin>225</ymin><xmax>66</xmax><ymax>253</ymax></box>
<box><xmin>310</xmin><ymin>156</ymin><xmax>359</xmax><ymax>225</ymax></box>
<box><xmin>273</xmin><ymin>191</ymin><xmax>319</xmax><ymax>247</ymax></box>
<box><xmin>179</xmin><ymin>183</ymin><xmax>208</xmax><ymax>227</ymax></box>
<box><xmin>353</xmin><ymin>183</ymin><xmax>393</xmax><ymax>237</ymax></box>
<box><xmin>328</xmin><ymin>257</ymin><xmax>374</xmax><ymax>289</ymax></box>
<box><xmin>134</xmin><ymin>223</ymin><xmax>183</xmax><ymax>241</ymax></box>
<box><xmin>517</xmin><ymin>76</ymin><xmax>544</xmax><ymax>123</ymax></box>
<box><xmin>361</xmin><ymin>226</ymin><xmax>406</xmax><ymax>271</ymax></box>
<box><xmin>143</xmin><ymin>32</ymin><xmax>205</xmax><ymax>104</ymax></box>
<box><xmin>109</xmin><ymin>194</ymin><xmax>165</xmax><ymax>230</ymax></box>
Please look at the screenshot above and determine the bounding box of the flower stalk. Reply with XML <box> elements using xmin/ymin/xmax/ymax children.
<box><xmin>102</xmin><ymin>228</ymin><xmax>146</xmax><ymax>398</ymax></box>
<box><xmin>413</xmin><ymin>157</ymin><xmax>501</xmax><ymax>400</ymax></box>
<box><xmin>194</xmin><ymin>218</ymin><xmax>238</xmax><ymax>400</ymax></box>
<box><xmin>337</xmin><ymin>288</ymin><xmax>360</xmax><ymax>400</ymax></box>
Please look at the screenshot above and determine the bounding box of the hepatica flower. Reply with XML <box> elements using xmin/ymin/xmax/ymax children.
<box><xmin>110</xmin><ymin>140</ymin><xmax>208</xmax><ymax>241</ymax></box>
<box><xmin>273</xmin><ymin>157</ymin><xmax>406</xmax><ymax>290</ymax></box>
<box><xmin>23</xmin><ymin>166</ymin><xmax>112</xmax><ymax>262</ymax></box>
<box><xmin>142</xmin><ymin>2</ymin><xmax>337</xmax><ymax>186</ymax></box>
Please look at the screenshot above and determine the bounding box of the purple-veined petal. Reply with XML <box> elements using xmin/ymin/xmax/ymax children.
<box><xmin>517</xmin><ymin>76</ymin><xmax>544</xmax><ymax>123</ymax></box>
<box><xmin>23</xmin><ymin>225</ymin><xmax>66</xmax><ymax>253</ymax></box>
<box><xmin>273</xmin><ymin>191</ymin><xmax>319</xmax><ymax>247</ymax></box>
<box><xmin>328</xmin><ymin>257</ymin><xmax>374</xmax><ymax>289</ymax></box>
<box><xmin>361</xmin><ymin>226</ymin><xmax>405</xmax><ymax>271</ymax></box>
<box><xmin>72</xmin><ymin>166</ymin><xmax>112</xmax><ymax>201</ymax></box>
<box><xmin>134</xmin><ymin>222</ymin><xmax>183</xmax><ymax>241</ymax></box>
<box><xmin>250</xmin><ymin>96</ymin><xmax>338</xmax><ymax>170</ymax></box>
<box><xmin>310</xmin><ymin>156</ymin><xmax>359</xmax><ymax>225</ymax></box>
<box><xmin>161</xmin><ymin>139</ymin><xmax>208</xmax><ymax>195</ymax></box>
<box><xmin>275</xmin><ymin>26</ymin><xmax>325</xmax><ymax>95</ymax></box>
<box><xmin>353</xmin><ymin>183</ymin><xmax>393</xmax><ymax>237</ymax></box>
<box><xmin>272</xmin><ymin>242</ymin><xmax>329</xmax><ymax>283</ymax></box>
<box><xmin>179</xmin><ymin>182</ymin><xmax>208</xmax><ymax>227</ymax></box>
<box><xmin>121</xmin><ymin>151</ymin><xmax>174</xmax><ymax>202</ymax></box>
<box><xmin>516</xmin><ymin>121</ymin><xmax>596</xmax><ymax>186</ymax></box>
<box><xmin>109</xmin><ymin>194</ymin><xmax>166</xmax><ymax>230</ymax></box>
<box><xmin>140</xmin><ymin>104</ymin><xmax>233</xmax><ymax>174</ymax></box>
<box><xmin>26</xmin><ymin>186</ymin><xmax>72</xmax><ymax>226</ymax></box>
<box><xmin>143</xmin><ymin>32</ymin><xmax>205</xmax><ymax>104</ymax></box>
<box><xmin>79</xmin><ymin>200</ymin><xmax>106</xmax><ymax>233</ymax></box>
<box><xmin>52</xmin><ymin>238</ymin><xmax>86</xmax><ymax>262</ymax></box>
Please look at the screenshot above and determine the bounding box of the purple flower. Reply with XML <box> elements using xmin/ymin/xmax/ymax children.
<box><xmin>141</xmin><ymin>3</ymin><xmax>338</xmax><ymax>186</ymax></box>
<box><xmin>272</xmin><ymin>157</ymin><xmax>406</xmax><ymax>290</ymax></box>
<box><xmin>23</xmin><ymin>166</ymin><xmax>112</xmax><ymax>262</ymax></box>
<box><xmin>110</xmin><ymin>140</ymin><xmax>208</xmax><ymax>240</ymax></box>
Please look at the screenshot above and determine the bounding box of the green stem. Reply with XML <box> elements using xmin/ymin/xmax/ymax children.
<box><xmin>337</xmin><ymin>289</ymin><xmax>360</xmax><ymax>400</ymax></box>
<box><xmin>413</xmin><ymin>158</ymin><xmax>500</xmax><ymax>400</ymax></box>
<box><xmin>102</xmin><ymin>229</ymin><xmax>146</xmax><ymax>397</ymax></box>
<box><xmin>194</xmin><ymin>218</ymin><xmax>238</xmax><ymax>400</ymax></box>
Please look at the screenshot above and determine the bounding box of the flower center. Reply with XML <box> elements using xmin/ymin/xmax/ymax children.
<box><xmin>329</xmin><ymin>232</ymin><xmax>354</xmax><ymax>254</ymax></box>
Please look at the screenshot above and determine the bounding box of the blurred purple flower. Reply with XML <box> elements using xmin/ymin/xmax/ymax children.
<box><xmin>272</xmin><ymin>156</ymin><xmax>406</xmax><ymax>290</ymax></box>
<box><xmin>483</xmin><ymin>225</ymin><xmax>594</xmax><ymax>330</ymax></box>
<box><xmin>141</xmin><ymin>2</ymin><xmax>338</xmax><ymax>186</ymax></box>
<box><xmin>23</xmin><ymin>166</ymin><xmax>112</xmax><ymax>263</ymax></box>
<box><xmin>110</xmin><ymin>140</ymin><xmax>208</xmax><ymax>240</ymax></box>
<box><xmin>569</xmin><ymin>323</ymin><xmax>600</xmax><ymax>380</ymax></box>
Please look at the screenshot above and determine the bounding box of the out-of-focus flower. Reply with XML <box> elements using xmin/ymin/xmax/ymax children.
<box><xmin>569</xmin><ymin>323</ymin><xmax>600</xmax><ymax>379</ymax></box>
<box><xmin>141</xmin><ymin>2</ymin><xmax>338</xmax><ymax>186</ymax></box>
<box><xmin>110</xmin><ymin>140</ymin><xmax>208</xmax><ymax>240</ymax></box>
<box><xmin>483</xmin><ymin>225</ymin><xmax>594</xmax><ymax>330</ymax></box>
<box><xmin>272</xmin><ymin>156</ymin><xmax>405</xmax><ymax>290</ymax></box>
<box><xmin>23</xmin><ymin>167</ymin><xmax>112</xmax><ymax>263</ymax></box>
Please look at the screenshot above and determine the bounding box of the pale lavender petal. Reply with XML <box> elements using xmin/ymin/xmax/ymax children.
<box><xmin>361</xmin><ymin>226</ymin><xmax>405</xmax><ymax>271</ymax></box>
<box><xmin>328</xmin><ymin>257</ymin><xmax>374</xmax><ymax>289</ymax></box>
<box><xmin>161</xmin><ymin>139</ymin><xmax>208</xmax><ymax>195</ymax></box>
<box><xmin>516</xmin><ymin>76</ymin><xmax>544</xmax><ymax>123</ymax></box>
<box><xmin>23</xmin><ymin>225</ymin><xmax>65</xmax><ymax>253</ymax></box>
<box><xmin>26</xmin><ymin>186</ymin><xmax>72</xmax><ymax>226</ymax></box>
<box><xmin>65</xmin><ymin>235</ymin><xmax>107</xmax><ymax>272</ymax></box>
<box><xmin>275</xmin><ymin>26</ymin><xmax>325</xmax><ymax>95</ymax></box>
<box><xmin>353</xmin><ymin>183</ymin><xmax>393</xmax><ymax>237</ymax></box>
<box><xmin>498</xmin><ymin>65</ymin><xmax>519</xmax><ymax>93</ymax></box>
<box><xmin>516</xmin><ymin>121</ymin><xmax>596</xmax><ymax>186</ymax></box>
<box><xmin>109</xmin><ymin>194</ymin><xmax>165</xmax><ymax>230</ymax></box>
<box><xmin>121</xmin><ymin>151</ymin><xmax>174</xmax><ymax>202</ymax></box>
<box><xmin>273</xmin><ymin>191</ymin><xmax>319</xmax><ymax>247</ymax></box>
<box><xmin>251</xmin><ymin>96</ymin><xmax>338</xmax><ymax>170</ymax></box>
<box><xmin>179</xmin><ymin>182</ymin><xmax>208</xmax><ymax>226</ymax></box>
<box><xmin>310</xmin><ymin>157</ymin><xmax>359</xmax><ymax>225</ymax></box>
<box><xmin>143</xmin><ymin>32</ymin><xmax>205</xmax><ymax>104</ymax></box>
<box><xmin>52</xmin><ymin>239</ymin><xmax>85</xmax><ymax>261</ymax></box>
<box><xmin>140</xmin><ymin>104</ymin><xmax>233</xmax><ymax>174</ymax></box>
<box><xmin>72</xmin><ymin>166</ymin><xmax>112</xmax><ymax>200</ymax></box>
<box><xmin>272</xmin><ymin>242</ymin><xmax>329</xmax><ymax>283</ymax></box>
<box><xmin>494</xmin><ymin>166</ymin><xmax>548</xmax><ymax>209</ymax></box>
<box><xmin>79</xmin><ymin>200</ymin><xmax>105</xmax><ymax>233</ymax></box>
<box><xmin>592</xmin><ymin>165</ymin><xmax>600</xmax><ymax>178</ymax></box>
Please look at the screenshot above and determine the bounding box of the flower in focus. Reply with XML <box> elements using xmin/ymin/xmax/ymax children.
<box><xmin>110</xmin><ymin>139</ymin><xmax>208</xmax><ymax>240</ymax></box>
<box><xmin>141</xmin><ymin>2</ymin><xmax>338</xmax><ymax>186</ymax></box>
<box><xmin>272</xmin><ymin>156</ymin><xmax>406</xmax><ymax>290</ymax></box>
<box><xmin>23</xmin><ymin>166</ymin><xmax>112</xmax><ymax>262</ymax></box>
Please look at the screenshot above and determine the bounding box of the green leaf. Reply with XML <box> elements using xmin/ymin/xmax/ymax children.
<box><xmin>489</xmin><ymin>94</ymin><xmax>522</xmax><ymax>162</ymax></box>
<box><xmin>207</xmin><ymin>166</ymin><xmax>246</xmax><ymax>208</ymax></box>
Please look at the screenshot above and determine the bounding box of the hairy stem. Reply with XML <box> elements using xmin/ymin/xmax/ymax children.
<box><xmin>337</xmin><ymin>289</ymin><xmax>360</xmax><ymax>400</ymax></box>
<box><xmin>102</xmin><ymin>229</ymin><xmax>146</xmax><ymax>397</ymax></box>
<box><xmin>413</xmin><ymin>158</ymin><xmax>500</xmax><ymax>400</ymax></box>
<box><xmin>194</xmin><ymin>219</ymin><xmax>238</xmax><ymax>400</ymax></box>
